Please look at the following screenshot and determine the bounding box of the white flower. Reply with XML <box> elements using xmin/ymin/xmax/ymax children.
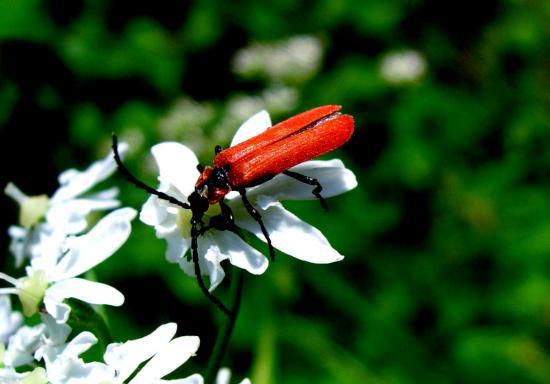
<box><xmin>1</xmin><ymin>314</ymin><xmax>104</xmax><ymax>383</ymax></box>
<box><xmin>3</xmin><ymin>323</ymin><xmax>45</xmax><ymax>368</ymax></box>
<box><xmin>0</xmin><ymin>208</ymin><xmax>135</xmax><ymax>323</ymax></box>
<box><xmin>3</xmin><ymin>313</ymin><xmax>70</xmax><ymax>369</ymax></box>
<box><xmin>380</xmin><ymin>49</ymin><xmax>427</xmax><ymax>84</ymax></box>
<box><xmin>140</xmin><ymin>110</ymin><xmax>357</xmax><ymax>291</ymax></box>
<box><xmin>5</xmin><ymin>145</ymin><xmax>126</xmax><ymax>266</ymax></box>
<box><xmin>44</xmin><ymin>322</ymin><xmax>201</xmax><ymax>384</ymax></box>
<box><xmin>41</xmin><ymin>329</ymin><xmax>106</xmax><ymax>383</ymax></box>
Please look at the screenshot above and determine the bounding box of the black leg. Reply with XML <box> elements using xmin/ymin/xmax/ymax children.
<box><xmin>111</xmin><ymin>134</ymin><xmax>191</xmax><ymax>211</ymax></box>
<box><xmin>283</xmin><ymin>170</ymin><xmax>328</xmax><ymax>211</ymax></box>
<box><xmin>238</xmin><ymin>189</ymin><xmax>276</xmax><ymax>261</ymax></box>
<box><xmin>191</xmin><ymin>220</ymin><xmax>232</xmax><ymax>316</ymax></box>
<box><xmin>113</xmin><ymin>134</ymin><xmax>230</xmax><ymax>315</ymax></box>
<box><xmin>204</xmin><ymin>200</ymin><xmax>236</xmax><ymax>233</ymax></box>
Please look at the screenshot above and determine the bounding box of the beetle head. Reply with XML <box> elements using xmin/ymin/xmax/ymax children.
<box><xmin>194</xmin><ymin>166</ymin><xmax>231</xmax><ymax>205</ymax></box>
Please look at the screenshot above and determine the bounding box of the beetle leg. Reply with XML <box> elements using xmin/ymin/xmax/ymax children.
<box><xmin>238</xmin><ymin>189</ymin><xmax>276</xmax><ymax>261</ymax></box>
<box><xmin>191</xmin><ymin>219</ymin><xmax>232</xmax><ymax>316</ymax></box>
<box><xmin>215</xmin><ymin>145</ymin><xmax>223</xmax><ymax>154</ymax></box>
<box><xmin>204</xmin><ymin>200</ymin><xmax>236</xmax><ymax>233</ymax></box>
<box><xmin>283</xmin><ymin>170</ymin><xmax>328</xmax><ymax>211</ymax></box>
<box><xmin>112</xmin><ymin>134</ymin><xmax>191</xmax><ymax>211</ymax></box>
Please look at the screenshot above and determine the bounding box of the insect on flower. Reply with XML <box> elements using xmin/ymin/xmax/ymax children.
<box><xmin>112</xmin><ymin>105</ymin><xmax>354</xmax><ymax>315</ymax></box>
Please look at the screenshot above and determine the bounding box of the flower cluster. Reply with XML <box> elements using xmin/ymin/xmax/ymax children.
<box><xmin>232</xmin><ymin>36</ymin><xmax>323</xmax><ymax>84</ymax></box>
<box><xmin>2</xmin><ymin>148</ymin><xmax>134</xmax><ymax>323</ymax></box>
<box><xmin>1</xmin><ymin>108</ymin><xmax>356</xmax><ymax>383</ymax></box>
<box><xmin>0</xmin><ymin>148</ymin><xmax>238</xmax><ymax>383</ymax></box>
<box><xmin>0</xmin><ymin>302</ymin><xmax>243</xmax><ymax>384</ymax></box>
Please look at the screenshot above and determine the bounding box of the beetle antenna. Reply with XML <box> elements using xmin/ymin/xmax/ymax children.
<box><xmin>111</xmin><ymin>134</ymin><xmax>191</xmax><ymax>210</ymax></box>
<box><xmin>238</xmin><ymin>189</ymin><xmax>276</xmax><ymax>261</ymax></box>
<box><xmin>191</xmin><ymin>221</ymin><xmax>232</xmax><ymax>316</ymax></box>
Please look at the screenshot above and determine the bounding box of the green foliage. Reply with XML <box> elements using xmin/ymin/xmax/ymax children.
<box><xmin>1</xmin><ymin>0</ymin><xmax>548</xmax><ymax>382</ymax></box>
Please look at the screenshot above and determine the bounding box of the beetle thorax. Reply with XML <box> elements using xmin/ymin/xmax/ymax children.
<box><xmin>195</xmin><ymin>166</ymin><xmax>232</xmax><ymax>204</ymax></box>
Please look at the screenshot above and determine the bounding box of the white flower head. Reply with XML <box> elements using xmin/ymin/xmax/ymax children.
<box><xmin>5</xmin><ymin>145</ymin><xmax>127</xmax><ymax>267</ymax></box>
<box><xmin>43</xmin><ymin>322</ymin><xmax>201</xmax><ymax>384</ymax></box>
<box><xmin>140</xmin><ymin>109</ymin><xmax>357</xmax><ymax>291</ymax></box>
<box><xmin>0</xmin><ymin>208</ymin><xmax>136</xmax><ymax>323</ymax></box>
<box><xmin>380</xmin><ymin>49</ymin><xmax>427</xmax><ymax>85</ymax></box>
<box><xmin>233</xmin><ymin>35</ymin><xmax>323</xmax><ymax>84</ymax></box>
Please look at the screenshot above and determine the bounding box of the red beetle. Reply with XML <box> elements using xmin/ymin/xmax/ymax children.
<box><xmin>113</xmin><ymin>105</ymin><xmax>354</xmax><ymax>314</ymax></box>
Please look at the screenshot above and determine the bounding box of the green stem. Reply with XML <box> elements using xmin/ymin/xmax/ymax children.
<box><xmin>204</xmin><ymin>266</ymin><xmax>244</xmax><ymax>384</ymax></box>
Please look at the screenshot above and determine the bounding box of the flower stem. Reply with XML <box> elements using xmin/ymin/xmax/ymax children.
<box><xmin>204</xmin><ymin>266</ymin><xmax>244</xmax><ymax>384</ymax></box>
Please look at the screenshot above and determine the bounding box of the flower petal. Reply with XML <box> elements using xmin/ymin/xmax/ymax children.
<box><xmin>246</xmin><ymin>159</ymin><xmax>357</xmax><ymax>206</ymax></box>
<box><xmin>60</xmin><ymin>331</ymin><xmax>97</xmax><ymax>360</ymax></box>
<box><xmin>0</xmin><ymin>367</ymin><xmax>47</xmax><ymax>383</ymax></box>
<box><xmin>140</xmin><ymin>195</ymin><xmax>170</xmax><ymax>227</ymax></box>
<box><xmin>42</xmin><ymin>298</ymin><xmax>71</xmax><ymax>324</ymax></box>
<box><xmin>233</xmin><ymin>202</ymin><xmax>344</xmax><ymax>263</ymax></box>
<box><xmin>216</xmin><ymin>367</ymin><xmax>231</xmax><ymax>384</ymax></box>
<box><xmin>189</xmin><ymin>231</ymin><xmax>268</xmax><ymax>291</ymax></box>
<box><xmin>230</xmin><ymin>110</ymin><xmax>272</xmax><ymax>146</ymax></box>
<box><xmin>0</xmin><ymin>296</ymin><xmax>23</xmax><ymax>345</ymax></box>
<box><xmin>215</xmin><ymin>368</ymin><xmax>251</xmax><ymax>384</ymax></box>
<box><xmin>26</xmin><ymin>225</ymin><xmax>66</xmax><ymax>277</ymax></box>
<box><xmin>104</xmin><ymin>323</ymin><xmax>177</xmax><ymax>382</ymax></box>
<box><xmin>0</xmin><ymin>367</ymin><xmax>27</xmax><ymax>381</ymax></box>
<box><xmin>47</xmin><ymin>359</ymin><xmax>114</xmax><ymax>383</ymax></box>
<box><xmin>159</xmin><ymin>373</ymin><xmax>204</xmax><ymax>384</ymax></box>
<box><xmin>3</xmin><ymin>324</ymin><xmax>46</xmax><ymax>367</ymax></box>
<box><xmin>139</xmin><ymin>195</ymin><xmax>182</xmax><ymax>239</ymax></box>
<box><xmin>189</xmin><ymin>234</ymin><xmax>227</xmax><ymax>291</ymax></box>
<box><xmin>50</xmin><ymin>143</ymin><xmax>127</xmax><ymax>204</ymax></box>
<box><xmin>46</xmin><ymin>278</ymin><xmax>124</xmax><ymax>307</ymax></box>
<box><xmin>151</xmin><ymin>142</ymin><xmax>199</xmax><ymax>196</ymax></box>
<box><xmin>165</xmin><ymin>231</ymin><xmax>191</xmax><ymax>264</ymax></box>
<box><xmin>177</xmin><ymin>257</ymin><xmax>195</xmax><ymax>279</ymax></box>
<box><xmin>129</xmin><ymin>336</ymin><xmax>200</xmax><ymax>384</ymax></box>
<box><xmin>41</xmin><ymin>313</ymin><xmax>71</xmax><ymax>345</ymax></box>
<box><xmin>206</xmin><ymin>231</ymin><xmax>268</xmax><ymax>277</ymax></box>
<box><xmin>34</xmin><ymin>314</ymin><xmax>72</xmax><ymax>366</ymax></box>
<box><xmin>46</xmin><ymin>194</ymin><xmax>121</xmax><ymax>235</ymax></box>
<box><xmin>7</xmin><ymin>225</ymin><xmax>30</xmax><ymax>267</ymax></box>
<box><xmin>53</xmin><ymin>208</ymin><xmax>136</xmax><ymax>280</ymax></box>
<box><xmin>44</xmin><ymin>279</ymin><xmax>124</xmax><ymax>322</ymax></box>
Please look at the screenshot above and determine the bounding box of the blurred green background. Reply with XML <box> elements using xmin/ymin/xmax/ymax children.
<box><xmin>1</xmin><ymin>0</ymin><xmax>549</xmax><ymax>383</ymax></box>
